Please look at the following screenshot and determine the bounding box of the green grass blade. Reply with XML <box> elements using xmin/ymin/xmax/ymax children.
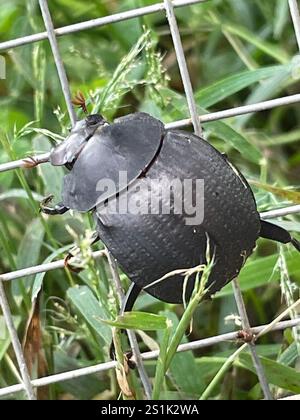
<box><xmin>67</xmin><ymin>286</ymin><xmax>112</xmax><ymax>345</ymax></box>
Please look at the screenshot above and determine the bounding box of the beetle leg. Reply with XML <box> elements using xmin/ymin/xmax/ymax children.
<box><xmin>40</xmin><ymin>195</ymin><xmax>69</xmax><ymax>215</ymax></box>
<box><xmin>90</xmin><ymin>231</ymin><xmax>100</xmax><ymax>246</ymax></box>
<box><xmin>41</xmin><ymin>203</ymin><xmax>69</xmax><ymax>215</ymax></box>
<box><xmin>64</xmin><ymin>231</ymin><xmax>100</xmax><ymax>272</ymax></box>
<box><xmin>260</xmin><ymin>220</ymin><xmax>300</xmax><ymax>252</ymax></box>
<box><xmin>109</xmin><ymin>283</ymin><xmax>142</xmax><ymax>360</ymax></box>
<box><xmin>23</xmin><ymin>155</ymin><xmax>49</xmax><ymax>169</ymax></box>
<box><xmin>63</xmin><ymin>253</ymin><xmax>83</xmax><ymax>273</ymax></box>
<box><xmin>120</xmin><ymin>283</ymin><xmax>142</xmax><ymax>315</ymax></box>
<box><xmin>97</xmin><ymin>214</ymin><xmax>112</xmax><ymax>227</ymax></box>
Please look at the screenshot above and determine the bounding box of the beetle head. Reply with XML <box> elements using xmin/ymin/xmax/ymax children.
<box><xmin>50</xmin><ymin>114</ymin><xmax>107</xmax><ymax>167</ymax></box>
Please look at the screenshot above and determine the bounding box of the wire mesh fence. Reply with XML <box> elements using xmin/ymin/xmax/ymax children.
<box><xmin>0</xmin><ymin>0</ymin><xmax>300</xmax><ymax>400</ymax></box>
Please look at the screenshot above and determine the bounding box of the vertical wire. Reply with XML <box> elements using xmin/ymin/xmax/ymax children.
<box><xmin>289</xmin><ymin>0</ymin><xmax>300</xmax><ymax>51</ymax></box>
<box><xmin>232</xmin><ymin>279</ymin><xmax>273</xmax><ymax>400</ymax></box>
<box><xmin>106</xmin><ymin>251</ymin><xmax>153</xmax><ymax>400</ymax></box>
<box><xmin>164</xmin><ymin>0</ymin><xmax>202</xmax><ymax>136</ymax></box>
<box><xmin>0</xmin><ymin>281</ymin><xmax>36</xmax><ymax>400</ymax></box>
<box><xmin>38</xmin><ymin>0</ymin><xmax>77</xmax><ymax>126</ymax></box>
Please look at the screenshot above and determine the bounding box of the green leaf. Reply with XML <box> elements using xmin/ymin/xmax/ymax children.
<box><xmin>222</xmin><ymin>22</ymin><xmax>290</xmax><ymax>64</ymax></box>
<box><xmin>32</xmin><ymin>245</ymin><xmax>73</xmax><ymax>302</ymax></box>
<box><xmin>216</xmin><ymin>344</ymin><xmax>281</xmax><ymax>360</ymax></box>
<box><xmin>204</xmin><ymin>120</ymin><xmax>262</xmax><ymax>164</ymax></box>
<box><xmin>278</xmin><ymin>343</ymin><xmax>299</xmax><ymax>367</ymax></box>
<box><xmin>53</xmin><ymin>349</ymin><xmax>107</xmax><ymax>400</ymax></box>
<box><xmin>9</xmin><ymin>49</ymin><xmax>39</xmax><ymax>89</ymax></box>
<box><xmin>217</xmin><ymin>250</ymin><xmax>300</xmax><ymax>297</ymax></box>
<box><xmin>29</xmin><ymin>128</ymin><xmax>64</xmax><ymax>143</ymax></box>
<box><xmin>274</xmin><ymin>0</ymin><xmax>289</xmax><ymax>39</ymax></box>
<box><xmin>255</xmin><ymin>129</ymin><xmax>300</xmax><ymax>146</ymax></box>
<box><xmin>0</xmin><ymin>4</ymin><xmax>18</xmax><ymax>34</ymax></box>
<box><xmin>0</xmin><ymin>189</ymin><xmax>44</xmax><ymax>202</ymax></box>
<box><xmin>160</xmin><ymin>311</ymin><xmax>207</xmax><ymax>398</ymax></box>
<box><xmin>0</xmin><ymin>316</ymin><xmax>21</xmax><ymax>362</ymax></box>
<box><xmin>236</xmin><ymin>353</ymin><xmax>300</xmax><ymax>393</ymax></box>
<box><xmin>250</xmin><ymin>180</ymin><xmax>300</xmax><ymax>204</ymax></box>
<box><xmin>92</xmin><ymin>31</ymin><xmax>150</xmax><ymax>116</ymax></box>
<box><xmin>13</xmin><ymin>218</ymin><xmax>45</xmax><ymax>306</ymax></box>
<box><xmin>236</xmin><ymin>70</ymin><xmax>293</xmax><ymax>128</ymax></box>
<box><xmin>109</xmin><ymin>0</ymin><xmax>143</xmax><ymax>48</ymax></box>
<box><xmin>152</xmin><ymin>319</ymin><xmax>172</xmax><ymax>400</ymax></box>
<box><xmin>273</xmin><ymin>220</ymin><xmax>300</xmax><ymax>233</ymax></box>
<box><xmin>196</xmin><ymin>65</ymin><xmax>285</xmax><ymax>108</ymax></box>
<box><xmin>33</xmin><ymin>135</ymin><xmax>65</xmax><ymax>202</ymax></box>
<box><xmin>195</xmin><ymin>356</ymin><xmax>227</xmax><ymax>382</ymax></box>
<box><xmin>67</xmin><ymin>286</ymin><xmax>112</xmax><ymax>345</ymax></box>
<box><xmin>159</xmin><ymin>87</ymin><xmax>262</xmax><ymax>164</ymax></box>
<box><xmin>103</xmin><ymin>311</ymin><xmax>169</xmax><ymax>331</ymax></box>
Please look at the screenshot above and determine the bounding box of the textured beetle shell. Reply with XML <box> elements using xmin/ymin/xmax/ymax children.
<box><xmin>62</xmin><ymin>113</ymin><xmax>164</xmax><ymax>212</ymax></box>
<box><xmin>93</xmin><ymin>129</ymin><xmax>261</xmax><ymax>303</ymax></box>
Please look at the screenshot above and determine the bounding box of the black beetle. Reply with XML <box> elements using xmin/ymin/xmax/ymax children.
<box><xmin>41</xmin><ymin>112</ymin><xmax>300</xmax><ymax>314</ymax></box>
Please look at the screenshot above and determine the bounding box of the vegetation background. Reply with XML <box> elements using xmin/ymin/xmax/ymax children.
<box><xmin>0</xmin><ymin>0</ymin><xmax>300</xmax><ymax>400</ymax></box>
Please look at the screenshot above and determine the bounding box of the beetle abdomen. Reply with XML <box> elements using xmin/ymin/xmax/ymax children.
<box><xmin>95</xmin><ymin>130</ymin><xmax>260</xmax><ymax>303</ymax></box>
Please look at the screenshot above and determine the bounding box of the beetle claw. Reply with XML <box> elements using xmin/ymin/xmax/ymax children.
<box><xmin>41</xmin><ymin>194</ymin><xmax>54</xmax><ymax>206</ymax></box>
<box><xmin>109</xmin><ymin>329</ymin><xmax>128</xmax><ymax>361</ymax></box>
<box><xmin>109</xmin><ymin>342</ymin><xmax>136</xmax><ymax>369</ymax></box>
<box><xmin>125</xmin><ymin>351</ymin><xmax>136</xmax><ymax>370</ymax></box>
<box><xmin>109</xmin><ymin>341</ymin><xmax>116</xmax><ymax>361</ymax></box>
<box><xmin>39</xmin><ymin>195</ymin><xmax>54</xmax><ymax>213</ymax></box>
<box><xmin>109</xmin><ymin>347</ymin><xmax>136</xmax><ymax>370</ymax></box>
<box><xmin>64</xmin><ymin>253</ymin><xmax>83</xmax><ymax>273</ymax></box>
<box><xmin>237</xmin><ymin>329</ymin><xmax>255</xmax><ymax>344</ymax></box>
<box><xmin>23</xmin><ymin>156</ymin><xmax>39</xmax><ymax>169</ymax></box>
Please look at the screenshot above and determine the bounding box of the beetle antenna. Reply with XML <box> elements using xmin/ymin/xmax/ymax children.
<box><xmin>72</xmin><ymin>91</ymin><xmax>88</xmax><ymax>114</ymax></box>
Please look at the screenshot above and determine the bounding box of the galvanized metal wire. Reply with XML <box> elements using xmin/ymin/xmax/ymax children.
<box><xmin>2</xmin><ymin>93</ymin><xmax>300</xmax><ymax>173</ymax></box>
<box><xmin>0</xmin><ymin>281</ymin><xmax>36</xmax><ymax>400</ymax></box>
<box><xmin>0</xmin><ymin>1</ymin><xmax>208</xmax><ymax>52</ymax></box>
<box><xmin>164</xmin><ymin>0</ymin><xmax>202</xmax><ymax>136</ymax></box>
<box><xmin>0</xmin><ymin>317</ymin><xmax>299</xmax><ymax>399</ymax></box>
<box><xmin>106</xmin><ymin>250</ymin><xmax>153</xmax><ymax>400</ymax></box>
<box><xmin>289</xmin><ymin>0</ymin><xmax>300</xmax><ymax>50</ymax></box>
<box><xmin>38</xmin><ymin>0</ymin><xmax>77</xmax><ymax>126</ymax></box>
<box><xmin>232</xmin><ymin>279</ymin><xmax>273</xmax><ymax>400</ymax></box>
<box><xmin>0</xmin><ymin>0</ymin><xmax>300</xmax><ymax>400</ymax></box>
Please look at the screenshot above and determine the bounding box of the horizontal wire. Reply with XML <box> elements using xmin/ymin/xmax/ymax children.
<box><xmin>260</xmin><ymin>205</ymin><xmax>300</xmax><ymax>219</ymax></box>
<box><xmin>0</xmin><ymin>251</ymin><xmax>106</xmax><ymax>282</ymax></box>
<box><xmin>0</xmin><ymin>0</ymin><xmax>207</xmax><ymax>52</ymax></box>
<box><xmin>1</xmin><ymin>93</ymin><xmax>300</xmax><ymax>174</ymax></box>
<box><xmin>0</xmin><ymin>317</ymin><xmax>299</xmax><ymax>398</ymax></box>
<box><xmin>168</xmin><ymin>93</ymin><xmax>300</xmax><ymax>129</ymax></box>
<box><xmin>0</xmin><ymin>153</ymin><xmax>50</xmax><ymax>173</ymax></box>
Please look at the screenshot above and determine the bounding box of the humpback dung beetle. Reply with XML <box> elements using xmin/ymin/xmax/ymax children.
<box><xmin>40</xmin><ymin>111</ymin><xmax>300</xmax><ymax>316</ymax></box>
